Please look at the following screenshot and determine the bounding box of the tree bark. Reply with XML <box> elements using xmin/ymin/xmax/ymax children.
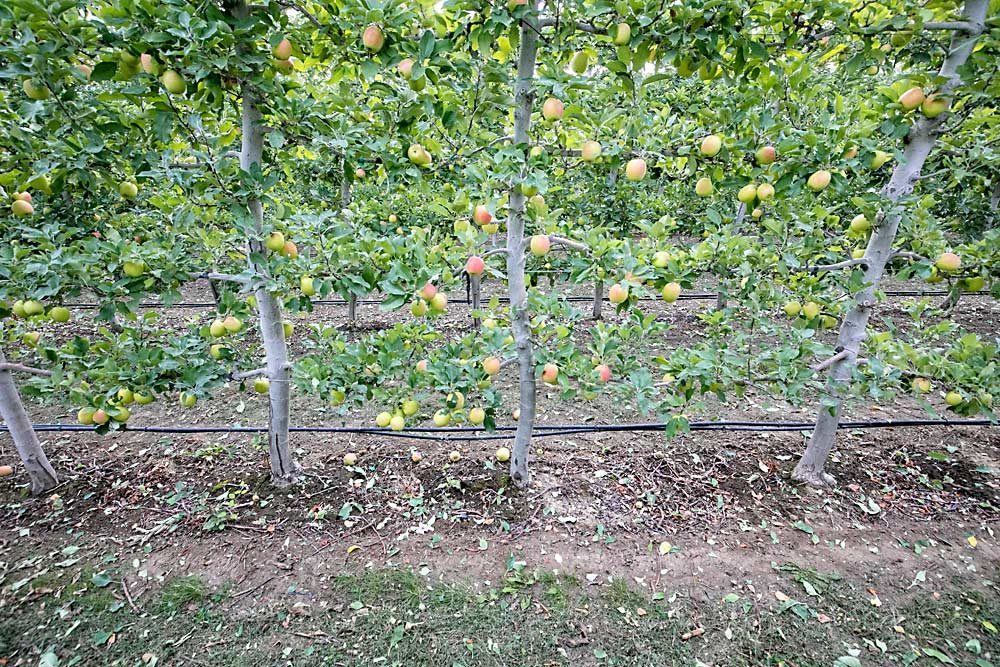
<box><xmin>0</xmin><ymin>347</ymin><xmax>58</xmax><ymax>494</ymax></box>
<box><xmin>234</xmin><ymin>0</ymin><xmax>299</xmax><ymax>486</ymax></box>
<box><xmin>470</xmin><ymin>274</ymin><xmax>482</xmax><ymax>330</ymax></box>
<box><xmin>506</xmin><ymin>1</ymin><xmax>540</xmax><ymax>488</ymax></box>
<box><xmin>793</xmin><ymin>0</ymin><xmax>988</xmax><ymax>486</ymax></box>
<box><xmin>348</xmin><ymin>295</ymin><xmax>358</xmax><ymax>325</ymax></box>
<box><xmin>592</xmin><ymin>279</ymin><xmax>603</xmax><ymax>320</ymax></box>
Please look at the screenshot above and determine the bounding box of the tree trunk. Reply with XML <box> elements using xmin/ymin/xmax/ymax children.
<box><xmin>235</xmin><ymin>0</ymin><xmax>299</xmax><ymax>486</ymax></box>
<box><xmin>793</xmin><ymin>0</ymin><xmax>988</xmax><ymax>486</ymax></box>
<box><xmin>340</xmin><ymin>154</ymin><xmax>352</xmax><ymax>208</ymax></box>
<box><xmin>470</xmin><ymin>274</ymin><xmax>482</xmax><ymax>330</ymax></box>
<box><xmin>989</xmin><ymin>180</ymin><xmax>999</xmax><ymax>212</ymax></box>
<box><xmin>347</xmin><ymin>295</ymin><xmax>358</xmax><ymax>324</ymax></box>
<box><xmin>592</xmin><ymin>279</ymin><xmax>603</xmax><ymax>320</ymax></box>
<box><xmin>506</xmin><ymin>1</ymin><xmax>540</xmax><ymax>488</ymax></box>
<box><xmin>0</xmin><ymin>348</ymin><xmax>58</xmax><ymax>494</ymax></box>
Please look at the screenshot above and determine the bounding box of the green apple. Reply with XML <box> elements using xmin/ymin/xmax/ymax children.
<box><xmin>254</xmin><ymin>378</ymin><xmax>270</xmax><ymax>394</ymax></box>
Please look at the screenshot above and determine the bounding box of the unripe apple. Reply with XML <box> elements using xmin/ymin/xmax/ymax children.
<box><xmin>596</xmin><ymin>364</ymin><xmax>611</xmax><ymax>383</ymax></box>
<box><xmin>852</xmin><ymin>249</ymin><xmax>866</xmax><ymax>259</ymax></box>
<box><xmin>179</xmin><ymin>392</ymin><xmax>197</xmax><ymax>408</ymax></box>
<box><xmin>624</xmin><ymin>158</ymin><xmax>647</xmax><ymax>181</ymax></box>
<box><xmin>527</xmin><ymin>194</ymin><xmax>547</xmax><ymax>217</ymax></box>
<box><xmin>119</xmin><ymin>181</ymin><xmax>138</xmax><ymax>198</ymax></box>
<box><xmin>737</xmin><ymin>183</ymin><xmax>757</xmax><ymax>204</ymax></box>
<box><xmin>448</xmin><ymin>391</ymin><xmax>465</xmax><ymax>411</ymax></box>
<box><xmin>397</xmin><ymin>58</ymin><xmax>414</xmax><ymax>78</ymax></box>
<box><xmin>23</xmin><ymin>301</ymin><xmax>43</xmax><ymax>317</ymax></box>
<box><xmin>112</xmin><ymin>406</ymin><xmax>130</xmax><ymax>423</ymax></box>
<box><xmin>755</xmin><ymin>145</ymin><xmax>776</xmax><ymax>165</ymax></box>
<box><xmin>134</xmin><ymin>391</ymin><xmax>154</xmax><ymax>405</ymax></box>
<box><xmin>495</xmin><ymin>447</ymin><xmax>511</xmax><ymax>462</ymax></box>
<box><xmin>802</xmin><ymin>301</ymin><xmax>820</xmax><ymax>319</ymax></box>
<box><xmin>570</xmin><ymin>51</ymin><xmax>589</xmax><ymax>74</ymax></box>
<box><xmin>783</xmin><ymin>301</ymin><xmax>801</xmax><ymax>317</ymax></box>
<box><xmin>343</xmin><ymin>452</ymin><xmax>358</xmax><ymax>466</ymax></box>
<box><xmin>921</xmin><ymin>94</ymin><xmax>949</xmax><ymax>118</ymax></box>
<box><xmin>11</xmin><ymin>199</ymin><xmax>34</xmax><ymax>217</ymax></box>
<box><xmin>283</xmin><ymin>322</ymin><xmax>294</xmax><ymax>338</ymax></box>
<box><xmin>849</xmin><ymin>214</ymin><xmax>870</xmax><ymax>233</ymax></box>
<box><xmin>223</xmin><ymin>315</ymin><xmax>242</xmax><ymax>333</ymax></box>
<box><xmin>945</xmin><ymin>391</ymin><xmax>962</xmax><ymax>407</ymax></box>
<box><xmin>23</xmin><ymin>79</ymin><xmax>50</xmax><ymax>100</ymax></box>
<box><xmin>529</xmin><ymin>235</ymin><xmax>551</xmax><ymax>256</ymax></box>
<box><xmin>870</xmin><ymin>151</ymin><xmax>892</xmax><ymax>169</ymax></box>
<box><xmin>898</xmin><ymin>87</ymin><xmax>924</xmax><ymax>111</ymax></box>
<box><xmin>935</xmin><ymin>252</ymin><xmax>961</xmax><ymax>272</ymax></box>
<box><xmin>407</xmin><ymin>143</ymin><xmax>432</xmax><ymax>166</ymax></box>
<box><xmin>416</xmin><ymin>359</ymin><xmax>429</xmax><ymax>373</ymax></box>
<box><xmin>273</xmin><ymin>37</ymin><xmax>293</xmax><ymax>60</ymax></box>
<box><xmin>210</xmin><ymin>319</ymin><xmax>227</xmax><ymax>337</ymax></box>
<box><xmin>410</xmin><ymin>300</ymin><xmax>428</xmax><ymax>317</ymax></box>
<box><xmin>661</xmin><ymin>282</ymin><xmax>681</xmax><ymax>303</ymax></box>
<box><xmin>375</xmin><ymin>411</ymin><xmax>392</xmax><ymax>427</ymax></box>
<box><xmin>752</xmin><ymin>207</ymin><xmax>763</xmax><ymax>219</ymax></box>
<box><xmin>49</xmin><ymin>306</ymin><xmax>70</xmax><ymax>323</ymax></box>
<box><xmin>363</xmin><ymin>25</ymin><xmax>385</xmax><ymax>52</ymax></box>
<box><xmin>390</xmin><ymin>414</ymin><xmax>405</xmax><ymax>431</ymax></box>
<box><xmin>843</xmin><ymin>146</ymin><xmax>859</xmax><ymax>160</ymax></box>
<box><xmin>608</xmin><ymin>283</ymin><xmax>628</xmax><ymax>304</ymax></box>
<box><xmin>123</xmin><ymin>260</ymin><xmax>145</xmax><ymax>278</ymax></box>
<box><xmin>695</xmin><ymin>177</ymin><xmax>714</xmax><ymax>197</ymax></box>
<box><xmin>92</xmin><ymin>409</ymin><xmax>109</xmax><ymax>425</ymax></box>
<box><xmin>266</xmin><ymin>231</ymin><xmax>285</xmax><ymax>252</ymax></box>
<box><xmin>210</xmin><ymin>344</ymin><xmax>225</xmax><ymax>359</ymax></box>
<box><xmin>433</xmin><ymin>410</ymin><xmax>450</xmax><ymax>426</ymax></box>
<box><xmin>611</xmin><ymin>22</ymin><xmax>631</xmax><ymax>45</ymax></box>
<box><xmin>253</xmin><ymin>377</ymin><xmax>269</xmax><ymax>394</ymax></box>
<box><xmin>449</xmin><ymin>450</ymin><xmax>461</xmax><ymax>463</ymax></box>
<box><xmin>912</xmin><ymin>377</ymin><xmax>931</xmax><ymax>393</ymax></box>
<box><xmin>402</xmin><ymin>399</ymin><xmax>419</xmax><ymax>417</ymax></box>
<box><xmin>542</xmin><ymin>363</ymin><xmax>558</xmax><ymax>384</ymax></box>
<box><xmin>483</xmin><ymin>357</ymin><xmax>501</xmax><ymax>375</ymax></box>
<box><xmin>961</xmin><ymin>276</ymin><xmax>985</xmax><ymax>291</ymax></box>
<box><xmin>699</xmin><ymin>134</ymin><xmax>722</xmax><ymax>157</ymax></box>
<box><xmin>161</xmin><ymin>70</ymin><xmax>186</xmax><ymax>95</ymax></box>
<box><xmin>301</xmin><ymin>276</ymin><xmax>316</xmax><ymax>296</ymax></box>
<box><xmin>22</xmin><ymin>332</ymin><xmax>40</xmax><ymax>346</ymax></box>
<box><xmin>78</xmin><ymin>407</ymin><xmax>96</xmax><ymax>425</ymax></box>
<box><xmin>12</xmin><ymin>301</ymin><xmax>27</xmax><ymax>318</ymax></box>
<box><xmin>388</xmin><ymin>214</ymin><xmax>398</xmax><ymax>224</ymax></box>
<box><xmin>482</xmin><ymin>223</ymin><xmax>498</xmax><ymax>234</ymax></box>
<box><xmin>542</xmin><ymin>97</ymin><xmax>564</xmax><ymax>121</ymax></box>
<box><xmin>581</xmin><ymin>141</ymin><xmax>602</xmax><ymax>162</ymax></box>
<box><xmin>652</xmin><ymin>251</ymin><xmax>670</xmax><ymax>268</ymax></box>
<box><xmin>117</xmin><ymin>388</ymin><xmax>134</xmax><ymax>405</ymax></box>
<box><xmin>807</xmin><ymin>170</ymin><xmax>831</xmax><ymax>192</ymax></box>
<box><xmin>274</xmin><ymin>58</ymin><xmax>293</xmax><ymax>73</ymax></box>
<box><xmin>483</xmin><ymin>318</ymin><xmax>497</xmax><ymax>329</ymax></box>
<box><xmin>820</xmin><ymin>315</ymin><xmax>838</xmax><ymax>329</ymax></box>
<box><xmin>430</xmin><ymin>293</ymin><xmax>448</xmax><ymax>312</ymax></box>
<box><xmin>473</xmin><ymin>205</ymin><xmax>493</xmax><ymax>225</ymax></box>
<box><xmin>282</xmin><ymin>241</ymin><xmax>298</xmax><ymax>259</ymax></box>
<box><xmin>756</xmin><ymin>183</ymin><xmax>775</xmax><ymax>201</ymax></box>
<box><xmin>469</xmin><ymin>407</ymin><xmax>485</xmax><ymax>425</ymax></box>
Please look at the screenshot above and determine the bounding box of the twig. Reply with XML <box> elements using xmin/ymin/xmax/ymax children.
<box><xmin>122</xmin><ymin>576</ymin><xmax>142</xmax><ymax>614</ymax></box>
<box><xmin>0</xmin><ymin>363</ymin><xmax>52</xmax><ymax>377</ymax></box>
<box><xmin>202</xmin><ymin>272</ymin><xmax>251</xmax><ymax>285</ymax></box>
<box><xmin>809</xmin><ymin>258</ymin><xmax>867</xmax><ymax>273</ymax></box>
<box><xmin>811</xmin><ymin>349</ymin><xmax>849</xmax><ymax>373</ymax></box>
<box><xmin>889</xmin><ymin>250</ymin><xmax>928</xmax><ymax>262</ymax></box>
<box><xmin>482</xmin><ymin>248</ymin><xmax>509</xmax><ymax>259</ymax></box>
<box><xmin>547</xmin><ymin>235</ymin><xmax>590</xmax><ymax>253</ymax></box>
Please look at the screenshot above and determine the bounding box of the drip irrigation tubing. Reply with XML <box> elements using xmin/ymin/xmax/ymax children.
<box><xmin>4</xmin><ymin>418</ymin><xmax>993</xmax><ymax>442</ymax></box>
<box><xmin>63</xmin><ymin>290</ymin><xmax>990</xmax><ymax>311</ymax></box>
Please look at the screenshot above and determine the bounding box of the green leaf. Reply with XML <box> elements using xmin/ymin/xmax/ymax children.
<box><xmin>91</xmin><ymin>572</ymin><xmax>112</xmax><ymax>588</ymax></box>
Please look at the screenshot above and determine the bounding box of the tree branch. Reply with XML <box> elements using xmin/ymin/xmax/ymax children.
<box><xmin>810</xmin><ymin>349</ymin><xmax>850</xmax><ymax>373</ymax></box>
<box><xmin>482</xmin><ymin>248</ymin><xmax>509</xmax><ymax>259</ymax></box>
<box><xmin>202</xmin><ymin>272</ymin><xmax>251</xmax><ymax>285</ymax></box>
<box><xmin>231</xmin><ymin>367</ymin><xmax>267</xmax><ymax>380</ymax></box>
<box><xmin>538</xmin><ymin>17</ymin><xmax>599</xmax><ymax>33</ymax></box>
<box><xmin>0</xmin><ymin>363</ymin><xmax>52</xmax><ymax>377</ymax></box>
<box><xmin>923</xmin><ymin>20</ymin><xmax>982</xmax><ymax>33</ymax></box>
<box><xmin>276</xmin><ymin>0</ymin><xmax>322</xmax><ymax>28</ymax></box>
<box><xmin>809</xmin><ymin>258</ymin><xmax>868</xmax><ymax>274</ymax></box>
<box><xmin>548</xmin><ymin>235</ymin><xmax>590</xmax><ymax>253</ymax></box>
<box><xmin>889</xmin><ymin>250</ymin><xmax>928</xmax><ymax>262</ymax></box>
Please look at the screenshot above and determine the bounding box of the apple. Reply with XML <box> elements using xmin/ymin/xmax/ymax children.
<box><xmin>596</xmin><ymin>364</ymin><xmax>611</xmax><ymax>383</ymax></box>
<box><xmin>388</xmin><ymin>214</ymin><xmax>398</xmax><ymax>224</ymax></box>
<box><xmin>448</xmin><ymin>391</ymin><xmax>465</xmax><ymax>410</ymax></box>
<box><xmin>700</xmin><ymin>134</ymin><xmax>722</xmax><ymax>157</ymax></box>
<box><xmin>77</xmin><ymin>63</ymin><xmax>92</xmax><ymax>79</ymax></box>
<box><xmin>624</xmin><ymin>158</ymin><xmax>647</xmax><ymax>181</ymax></box>
<box><xmin>852</xmin><ymin>249</ymin><xmax>866</xmax><ymax>259</ymax></box>
<box><xmin>921</xmin><ymin>94</ymin><xmax>949</xmax><ymax>118</ymax></box>
<box><xmin>301</xmin><ymin>276</ymin><xmax>316</xmax><ymax>296</ymax></box>
<box><xmin>355</xmin><ymin>168</ymin><xmax>365</xmax><ymax>178</ymax></box>
<box><xmin>542</xmin><ymin>97</ymin><xmax>564</xmax><ymax>121</ymax></box>
<box><xmin>210</xmin><ymin>344</ymin><xmax>225</xmax><ymax>359</ymax></box>
<box><xmin>112</xmin><ymin>406</ymin><xmax>130</xmax><ymax>423</ymax></box>
<box><xmin>473</xmin><ymin>205</ymin><xmax>493</xmax><ymax>225</ymax></box>
<box><xmin>737</xmin><ymin>183</ymin><xmax>757</xmax><ymax>204</ymax></box>
<box><xmin>22</xmin><ymin>79</ymin><xmax>50</xmax><ymax>100</ymax></box>
<box><xmin>652</xmin><ymin>251</ymin><xmax>670</xmax><ymax>268</ymax></box>
<box><xmin>430</xmin><ymin>293</ymin><xmax>448</xmax><ymax>312</ymax></box>
<box><xmin>945</xmin><ymin>391</ymin><xmax>962</xmax><ymax>407</ymax></box>
<box><xmin>119</xmin><ymin>181</ymin><xmax>138</xmax><ymax>198</ymax></box>
<box><xmin>12</xmin><ymin>301</ymin><xmax>27</xmax><ymax>318</ymax></box>
<box><xmin>695</xmin><ymin>177</ymin><xmax>714</xmax><ymax>197</ymax></box>
<box><xmin>482</xmin><ymin>223</ymin><xmax>499</xmax><ymax>233</ymax></box>
<box><xmin>611</xmin><ymin>22</ymin><xmax>631</xmax><ymax>45</ymax></box>
<box><xmin>807</xmin><ymin>170</ymin><xmax>831</xmax><ymax>192</ymax></box>
<box><xmin>210</xmin><ymin>319</ymin><xmax>226</xmax><ymax>337</ymax></box>
<box><xmin>274</xmin><ymin>58</ymin><xmax>293</xmax><ymax>73</ymax></box>
<box><xmin>402</xmin><ymin>399</ymin><xmax>419</xmax><ymax>416</ymax></box>
<box><xmin>898</xmin><ymin>87</ymin><xmax>924</xmax><ymax>111</ymax></box>
<box><xmin>363</xmin><ymin>25</ymin><xmax>385</xmax><ymax>52</ymax></box>
<box><xmin>410</xmin><ymin>450</ymin><xmax>422</xmax><ymax>463</ymax></box>
<box><xmin>912</xmin><ymin>377</ymin><xmax>931</xmax><ymax>393</ymax></box>
<box><xmin>134</xmin><ymin>391</ymin><xmax>154</xmax><ymax>405</ymax></box>
<box><xmin>123</xmin><ymin>260</ymin><xmax>145</xmax><ymax>278</ymax></box>
<box><xmin>266</xmin><ymin>231</ymin><xmax>285</xmax><ymax>252</ymax></box>
<box><xmin>802</xmin><ymin>301</ymin><xmax>820</xmax><ymax>319</ymax></box>
<box><xmin>23</xmin><ymin>300</ymin><xmax>43</xmax><ymax>316</ymax></box>
<box><xmin>449</xmin><ymin>450</ymin><xmax>461</xmax><ymax>463</ymax></box>
<box><xmin>273</xmin><ymin>37</ymin><xmax>293</xmax><ymax>60</ymax></box>
<box><xmin>755</xmin><ymin>145</ymin><xmax>776</xmax><ymax>165</ymax></box>
<box><xmin>254</xmin><ymin>378</ymin><xmax>269</xmax><ymax>394</ymax></box>
<box><xmin>375</xmin><ymin>411</ymin><xmax>392</xmax><ymax>427</ymax></box>
<box><xmin>13</xmin><ymin>191</ymin><xmax>32</xmax><ymax>202</ymax></box>
<box><xmin>223</xmin><ymin>316</ymin><xmax>242</xmax><ymax>333</ymax></box>
<box><xmin>843</xmin><ymin>146</ymin><xmax>859</xmax><ymax>160</ymax></box>
<box><xmin>77</xmin><ymin>407</ymin><xmax>96</xmax><ymax>425</ymax></box>
<box><xmin>0</xmin><ymin>465</ymin><xmax>12</xmax><ymax>477</ymax></box>
<box><xmin>581</xmin><ymin>141</ymin><xmax>602</xmax><ymax>162</ymax></box>
<box><xmin>139</xmin><ymin>53</ymin><xmax>159</xmax><ymax>75</ymax></box>
<box><xmin>849</xmin><ymin>214</ymin><xmax>870</xmax><ymax>233</ymax></box>
<box><xmin>407</xmin><ymin>143</ymin><xmax>432</xmax><ymax>166</ymax></box>
<box><xmin>512</xmin><ymin>408</ymin><xmax>520</xmax><ymax>421</ymax></box>
<box><xmin>870</xmin><ymin>151</ymin><xmax>892</xmax><ymax>169</ymax></box>
<box><xmin>661</xmin><ymin>282</ymin><xmax>681</xmax><ymax>303</ymax></box>
<box><xmin>935</xmin><ymin>252</ymin><xmax>961</xmax><ymax>272</ymax></box>
<box><xmin>433</xmin><ymin>410</ymin><xmax>450</xmax><ymax>426</ymax></box>
<box><xmin>390</xmin><ymin>414</ymin><xmax>405</xmax><ymax>431</ymax></box>
<box><xmin>530</xmin><ymin>235</ymin><xmax>551</xmax><ymax>256</ymax></box>
<box><xmin>416</xmin><ymin>359</ymin><xmax>429</xmax><ymax>373</ymax></box>
<box><xmin>161</xmin><ymin>70</ymin><xmax>186</xmax><ymax>95</ymax></box>
<box><xmin>756</xmin><ymin>183</ymin><xmax>775</xmax><ymax>201</ymax></box>
<box><xmin>495</xmin><ymin>447</ymin><xmax>511</xmax><ymax>462</ymax></box>
<box><xmin>49</xmin><ymin>306</ymin><xmax>70</xmax><ymax>323</ymax></box>
<box><xmin>179</xmin><ymin>392</ymin><xmax>197</xmax><ymax>408</ymax></box>
<box><xmin>11</xmin><ymin>199</ymin><xmax>33</xmax><ymax>217</ymax></box>
<box><xmin>397</xmin><ymin>58</ymin><xmax>414</xmax><ymax>78</ymax></box>
<box><xmin>283</xmin><ymin>322</ymin><xmax>294</xmax><ymax>337</ymax></box>
<box><xmin>469</xmin><ymin>407</ymin><xmax>485</xmax><ymax>425</ymax></box>
<box><xmin>117</xmin><ymin>388</ymin><xmax>134</xmax><ymax>405</ymax></box>
<box><xmin>483</xmin><ymin>357</ymin><xmax>501</xmax><ymax>375</ymax></box>
<box><xmin>411</xmin><ymin>300</ymin><xmax>428</xmax><ymax>316</ymax></box>
<box><xmin>608</xmin><ymin>283</ymin><xmax>628</xmax><ymax>304</ymax></box>
<box><xmin>282</xmin><ymin>241</ymin><xmax>298</xmax><ymax>259</ymax></box>
<box><xmin>783</xmin><ymin>301</ymin><xmax>801</xmax><ymax>317</ymax></box>
<box><xmin>527</xmin><ymin>194</ymin><xmax>547</xmax><ymax>217</ymax></box>
<box><xmin>752</xmin><ymin>207</ymin><xmax>763</xmax><ymax>219</ymax></box>
<box><xmin>570</xmin><ymin>51</ymin><xmax>589</xmax><ymax>74</ymax></box>
<box><xmin>542</xmin><ymin>363</ymin><xmax>558</xmax><ymax>384</ymax></box>
<box><xmin>465</xmin><ymin>256</ymin><xmax>485</xmax><ymax>276</ymax></box>
<box><xmin>92</xmin><ymin>409</ymin><xmax>109</xmax><ymax>425</ymax></box>
<box><xmin>343</xmin><ymin>452</ymin><xmax>358</xmax><ymax>466</ymax></box>
<box><xmin>22</xmin><ymin>332</ymin><xmax>39</xmax><ymax>346</ymax></box>
<box><xmin>961</xmin><ymin>276</ymin><xmax>985</xmax><ymax>291</ymax></box>
<box><xmin>483</xmin><ymin>318</ymin><xmax>497</xmax><ymax>329</ymax></box>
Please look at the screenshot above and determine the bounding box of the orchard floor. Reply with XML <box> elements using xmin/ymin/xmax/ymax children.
<box><xmin>1</xmin><ymin>280</ymin><xmax>998</xmax><ymax>666</ymax></box>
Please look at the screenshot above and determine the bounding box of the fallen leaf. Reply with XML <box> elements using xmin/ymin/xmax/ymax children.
<box><xmin>817</xmin><ymin>613</ymin><xmax>832</xmax><ymax>624</ymax></box>
<box><xmin>774</xmin><ymin>591</ymin><xmax>790</xmax><ymax>602</ymax></box>
<box><xmin>658</xmin><ymin>541</ymin><xmax>672</xmax><ymax>555</ymax></box>
<box><xmin>967</xmin><ymin>535</ymin><xmax>977</xmax><ymax>548</ymax></box>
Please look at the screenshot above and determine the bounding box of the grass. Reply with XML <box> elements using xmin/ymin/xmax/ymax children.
<box><xmin>1</xmin><ymin>568</ymin><xmax>996</xmax><ymax>666</ymax></box>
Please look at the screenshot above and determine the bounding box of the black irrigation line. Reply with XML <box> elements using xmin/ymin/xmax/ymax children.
<box><xmin>5</xmin><ymin>418</ymin><xmax>993</xmax><ymax>442</ymax></box>
<box><xmin>63</xmin><ymin>290</ymin><xmax>991</xmax><ymax>311</ymax></box>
